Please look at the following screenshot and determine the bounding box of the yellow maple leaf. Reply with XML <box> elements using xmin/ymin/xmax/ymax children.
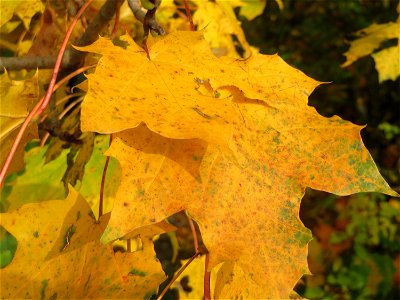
<box><xmin>0</xmin><ymin>187</ymin><xmax>165</xmax><ymax>299</ymax></box>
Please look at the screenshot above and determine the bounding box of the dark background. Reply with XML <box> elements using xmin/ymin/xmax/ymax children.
<box><xmin>241</xmin><ymin>0</ymin><xmax>399</xmax><ymax>299</ymax></box>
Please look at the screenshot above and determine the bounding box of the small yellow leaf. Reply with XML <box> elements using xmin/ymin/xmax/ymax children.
<box><xmin>239</xmin><ymin>0</ymin><xmax>267</xmax><ymax>20</ymax></box>
<box><xmin>342</xmin><ymin>22</ymin><xmax>398</xmax><ymax>67</ymax></box>
<box><xmin>0</xmin><ymin>0</ymin><xmax>44</xmax><ymax>29</ymax></box>
<box><xmin>0</xmin><ymin>1</ymin><xmax>19</xmax><ymax>28</ymax></box>
<box><xmin>372</xmin><ymin>45</ymin><xmax>400</xmax><ymax>82</ymax></box>
<box><xmin>0</xmin><ymin>20</ymin><xmax>21</xmax><ymax>34</ymax></box>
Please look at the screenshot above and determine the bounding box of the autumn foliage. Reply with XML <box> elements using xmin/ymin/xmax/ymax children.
<box><xmin>0</xmin><ymin>1</ymin><xmax>399</xmax><ymax>299</ymax></box>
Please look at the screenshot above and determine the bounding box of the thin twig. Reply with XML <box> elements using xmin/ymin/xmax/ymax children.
<box><xmin>39</xmin><ymin>97</ymin><xmax>84</xmax><ymax>146</ymax></box>
<box><xmin>127</xmin><ymin>0</ymin><xmax>165</xmax><ymax>41</ymax></box>
<box><xmin>186</xmin><ymin>212</ymin><xmax>199</xmax><ymax>252</ymax></box>
<box><xmin>53</xmin><ymin>64</ymin><xmax>95</xmax><ymax>93</ymax></box>
<box><xmin>2</xmin><ymin>0</ymin><xmax>122</xmax><ymax>71</ymax></box>
<box><xmin>183</xmin><ymin>0</ymin><xmax>195</xmax><ymax>31</ymax></box>
<box><xmin>204</xmin><ymin>252</ymin><xmax>211</xmax><ymax>300</ymax></box>
<box><xmin>0</xmin><ymin>2</ymin><xmax>94</xmax><ymax>187</ymax></box>
<box><xmin>126</xmin><ymin>239</ymin><xmax>131</xmax><ymax>252</ymax></box>
<box><xmin>157</xmin><ymin>253</ymin><xmax>200</xmax><ymax>300</ymax></box>
<box><xmin>37</xmin><ymin>0</ymin><xmax>94</xmax><ymax>115</ymax></box>
<box><xmin>58</xmin><ymin>97</ymin><xmax>83</xmax><ymax>120</ymax></box>
<box><xmin>99</xmin><ymin>134</ymin><xmax>112</xmax><ymax>218</ymax></box>
<box><xmin>111</xmin><ymin>0</ymin><xmax>122</xmax><ymax>37</ymax></box>
<box><xmin>67</xmin><ymin>0</ymin><xmax>125</xmax><ymax>72</ymax></box>
<box><xmin>127</xmin><ymin>0</ymin><xmax>145</xmax><ymax>22</ymax></box>
<box><xmin>39</xmin><ymin>92</ymin><xmax>85</xmax><ymax>123</ymax></box>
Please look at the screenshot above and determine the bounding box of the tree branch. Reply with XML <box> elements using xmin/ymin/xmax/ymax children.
<box><xmin>128</xmin><ymin>0</ymin><xmax>165</xmax><ymax>40</ymax></box>
<box><xmin>0</xmin><ymin>54</ymin><xmax>70</xmax><ymax>70</ymax></box>
<box><xmin>127</xmin><ymin>0</ymin><xmax>146</xmax><ymax>23</ymax></box>
<box><xmin>0</xmin><ymin>0</ymin><xmax>123</xmax><ymax>71</ymax></box>
<box><xmin>67</xmin><ymin>0</ymin><xmax>125</xmax><ymax>71</ymax></box>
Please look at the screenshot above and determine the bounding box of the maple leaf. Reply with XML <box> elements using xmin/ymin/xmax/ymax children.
<box><xmin>82</xmin><ymin>31</ymin><xmax>397</xmax><ymax>298</ymax></box>
<box><xmin>0</xmin><ymin>187</ymin><xmax>165</xmax><ymax>299</ymax></box>
<box><xmin>0</xmin><ymin>71</ymin><xmax>38</xmax><ymax>177</ymax></box>
<box><xmin>0</xmin><ymin>0</ymin><xmax>44</xmax><ymax>29</ymax></box>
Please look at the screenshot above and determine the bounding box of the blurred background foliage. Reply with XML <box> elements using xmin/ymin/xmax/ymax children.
<box><xmin>240</xmin><ymin>0</ymin><xmax>399</xmax><ymax>299</ymax></box>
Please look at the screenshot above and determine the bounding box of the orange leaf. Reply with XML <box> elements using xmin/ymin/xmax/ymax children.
<box><xmin>78</xmin><ymin>31</ymin><xmax>396</xmax><ymax>298</ymax></box>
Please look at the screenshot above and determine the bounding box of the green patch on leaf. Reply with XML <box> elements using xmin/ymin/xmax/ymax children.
<box><xmin>40</xmin><ymin>279</ymin><xmax>48</xmax><ymax>300</ymax></box>
<box><xmin>129</xmin><ymin>268</ymin><xmax>147</xmax><ymax>277</ymax></box>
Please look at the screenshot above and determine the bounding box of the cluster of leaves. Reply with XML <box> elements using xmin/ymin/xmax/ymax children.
<box><xmin>0</xmin><ymin>0</ymin><xmax>398</xmax><ymax>299</ymax></box>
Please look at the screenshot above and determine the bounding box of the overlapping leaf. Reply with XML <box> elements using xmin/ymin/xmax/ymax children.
<box><xmin>102</xmin><ymin>111</ymin><xmax>395</xmax><ymax>297</ymax></box>
<box><xmin>80</xmin><ymin>31</ymin><xmax>396</xmax><ymax>297</ymax></box>
<box><xmin>192</xmin><ymin>0</ymin><xmax>252</xmax><ymax>57</ymax></box>
<box><xmin>372</xmin><ymin>46</ymin><xmax>400</xmax><ymax>82</ymax></box>
<box><xmin>172</xmin><ymin>255</ymin><xmax>217</xmax><ymax>299</ymax></box>
<box><xmin>1</xmin><ymin>135</ymin><xmax>120</xmax><ymax>215</ymax></box>
<box><xmin>0</xmin><ymin>71</ymin><xmax>38</xmax><ymax>176</ymax></box>
<box><xmin>0</xmin><ymin>187</ymin><xmax>165</xmax><ymax>299</ymax></box>
<box><xmin>0</xmin><ymin>0</ymin><xmax>44</xmax><ymax>29</ymax></box>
